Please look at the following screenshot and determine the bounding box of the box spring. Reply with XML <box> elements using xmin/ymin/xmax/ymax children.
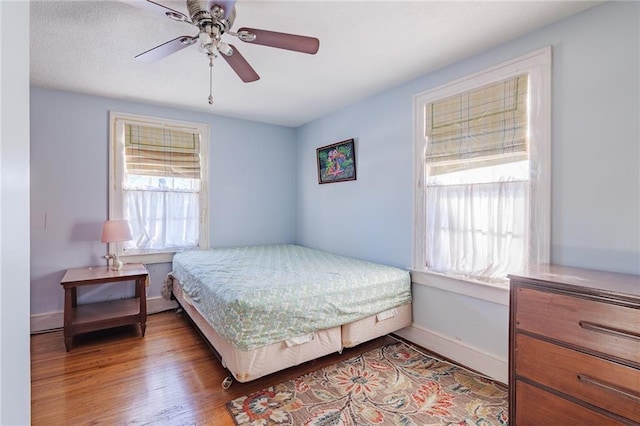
<box><xmin>341</xmin><ymin>302</ymin><xmax>412</xmax><ymax>348</ymax></box>
<box><xmin>173</xmin><ymin>280</ymin><xmax>412</xmax><ymax>383</ymax></box>
<box><xmin>173</xmin><ymin>281</ymin><xmax>342</xmax><ymax>382</ymax></box>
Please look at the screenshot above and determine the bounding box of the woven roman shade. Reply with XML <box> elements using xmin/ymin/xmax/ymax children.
<box><xmin>124</xmin><ymin>124</ymin><xmax>201</xmax><ymax>179</ymax></box>
<box><xmin>425</xmin><ymin>74</ymin><xmax>528</xmax><ymax>175</ymax></box>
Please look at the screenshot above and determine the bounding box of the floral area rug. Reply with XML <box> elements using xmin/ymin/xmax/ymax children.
<box><xmin>226</xmin><ymin>341</ymin><xmax>508</xmax><ymax>425</ymax></box>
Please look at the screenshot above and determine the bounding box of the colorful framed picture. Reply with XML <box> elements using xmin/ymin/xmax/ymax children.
<box><xmin>316</xmin><ymin>139</ymin><xmax>357</xmax><ymax>184</ymax></box>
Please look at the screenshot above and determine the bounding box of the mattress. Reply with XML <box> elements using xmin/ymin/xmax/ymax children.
<box><xmin>172</xmin><ymin>244</ymin><xmax>412</xmax><ymax>351</ymax></box>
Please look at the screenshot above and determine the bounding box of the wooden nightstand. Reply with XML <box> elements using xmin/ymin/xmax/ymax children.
<box><xmin>60</xmin><ymin>263</ymin><xmax>149</xmax><ymax>351</ymax></box>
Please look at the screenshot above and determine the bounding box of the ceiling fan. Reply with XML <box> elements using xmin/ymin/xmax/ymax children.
<box><xmin>123</xmin><ymin>0</ymin><xmax>320</xmax><ymax>104</ymax></box>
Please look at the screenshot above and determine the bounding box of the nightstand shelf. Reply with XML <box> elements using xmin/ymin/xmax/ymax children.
<box><xmin>61</xmin><ymin>264</ymin><xmax>149</xmax><ymax>351</ymax></box>
<box><xmin>74</xmin><ymin>298</ymin><xmax>141</xmax><ymax>323</ymax></box>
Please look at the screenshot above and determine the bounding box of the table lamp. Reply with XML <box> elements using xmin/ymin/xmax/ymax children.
<box><xmin>101</xmin><ymin>219</ymin><xmax>133</xmax><ymax>270</ymax></box>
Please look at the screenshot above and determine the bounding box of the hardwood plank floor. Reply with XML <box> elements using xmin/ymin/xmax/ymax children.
<box><xmin>31</xmin><ymin>310</ymin><xmax>396</xmax><ymax>425</ymax></box>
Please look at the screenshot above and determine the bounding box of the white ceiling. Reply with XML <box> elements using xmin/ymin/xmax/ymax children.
<box><xmin>30</xmin><ymin>0</ymin><xmax>600</xmax><ymax>127</ymax></box>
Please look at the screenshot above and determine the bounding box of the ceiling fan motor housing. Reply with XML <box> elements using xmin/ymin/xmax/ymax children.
<box><xmin>187</xmin><ymin>0</ymin><xmax>234</xmax><ymax>32</ymax></box>
<box><xmin>187</xmin><ymin>0</ymin><xmax>213</xmax><ymax>27</ymax></box>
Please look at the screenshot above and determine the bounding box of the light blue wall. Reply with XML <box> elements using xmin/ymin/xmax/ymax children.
<box><xmin>30</xmin><ymin>87</ymin><xmax>297</xmax><ymax>316</ymax></box>
<box><xmin>296</xmin><ymin>0</ymin><xmax>639</xmax><ymax>370</ymax></box>
<box><xmin>298</xmin><ymin>1</ymin><xmax>640</xmax><ymax>274</ymax></box>
<box><xmin>548</xmin><ymin>2</ymin><xmax>640</xmax><ymax>272</ymax></box>
<box><xmin>295</xmin><ymin>92</ymin><xmax>413</xmax><ymax>268</ymax></box>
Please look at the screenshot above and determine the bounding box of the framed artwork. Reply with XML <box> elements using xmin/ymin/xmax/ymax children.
<box><xmin>316</xmin><ymin>138</ymin><xmax>357</xmax><ymax>184</ymax></box>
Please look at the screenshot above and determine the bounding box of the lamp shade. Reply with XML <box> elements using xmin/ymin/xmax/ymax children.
<box><xmin>101</xmin><ymin>220</ymin><xmax>133</xmax><ymax>243</ymax></box>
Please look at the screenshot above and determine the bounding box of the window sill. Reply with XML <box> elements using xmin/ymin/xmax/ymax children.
<box><xmin>410</xmin><ymin>269</ymin><xmax>509</xmax><ymax>306</ymax></box>
<box><xmin>122</xmin><ymin>251</ymin><xmax>175</xmax><ymax>265</ymax></box>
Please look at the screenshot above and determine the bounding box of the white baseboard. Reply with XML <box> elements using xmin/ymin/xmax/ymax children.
<box><xmin>394</xmin><ymin>323</ymin><xmax>508</xmax><ymax>384</ymax></box>
<box><xmin>30</xmin><ymin>296</ymin><xmax>179</xmax><ymax>334</ymax></box>
<box><xmin>148</xmin><ymin>297</ymin><xmax>179</xmax><ymax>315</ymax></box>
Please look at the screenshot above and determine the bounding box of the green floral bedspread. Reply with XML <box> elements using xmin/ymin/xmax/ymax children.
<box><xmin>172</xmin><ymin>244</ymin><xmax>411</xmax><ymax>351</ymax></box>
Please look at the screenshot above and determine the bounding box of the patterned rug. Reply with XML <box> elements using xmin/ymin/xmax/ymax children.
<box><xmin>226</xmin><ymin>341</ymin><xmax>508</xmax><ymax>425</ymax></box>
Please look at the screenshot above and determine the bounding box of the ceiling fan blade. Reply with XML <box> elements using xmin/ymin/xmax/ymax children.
<box><xmin>220</xmin><ymin>45</ymin><xmax>260</xmax><ymax>83</ymax></box>
<box><xmin>135</xmin><ymin>36</ymin><xmax>197</xmax><ymax>63</ymax></box>
<box><xmin>119</xmin><ymin>0</ymin><xmax>191</xmax><ymax>23</ymax></box>
<box><xmin>237</xmin><ymin>27</ymin><xmax>319</xmax><ymax>54</ymax></box>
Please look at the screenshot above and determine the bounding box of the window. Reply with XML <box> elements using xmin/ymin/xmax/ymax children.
<box><xmin>413</xmin><ymin>48</ymin><xmax>551</xmax><ymax>287</ymax></box>
<box><xmin>109</xmin><ymin>112</ymin><xmax>209</xmax><ymax>264</ymax></box>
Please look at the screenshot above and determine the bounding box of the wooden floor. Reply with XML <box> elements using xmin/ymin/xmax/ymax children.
<box><xmin>31</xmin><ymin>310</ymin><xmax>396</xmax><ymax>425</ymax></box>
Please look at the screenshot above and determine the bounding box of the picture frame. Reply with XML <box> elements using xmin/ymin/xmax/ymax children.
<box><xmin>316</xmin><ymin>138</ymin><xmax>357</xmax><ymax>184</ymax></box>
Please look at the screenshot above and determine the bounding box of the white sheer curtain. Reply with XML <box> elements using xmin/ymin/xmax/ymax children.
<box><xmin>425</xmin><ymin>179</ymin><xmax>526</xmax><ymax>282</ymax></box>
<box><xmin>123</xmin><ymin>189</ymin><xmax>200</xmax><ymax>253</ymax></box>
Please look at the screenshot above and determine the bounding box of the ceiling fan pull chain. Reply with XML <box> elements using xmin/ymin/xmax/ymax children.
<box><xmin>208</xmin><ymin>55</ymin><xmax>214</xmax><ymax>105</ymax></box>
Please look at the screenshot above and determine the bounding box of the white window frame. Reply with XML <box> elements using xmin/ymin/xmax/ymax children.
<box><xmin>109</xmin><ymin>111</ymin><xmax>210</xmax><ymax>264</ymax></box>
<box><xmin>412</xmin><ymin>47</ymin><xmax>551</xmax><ymax>305</ymax></box>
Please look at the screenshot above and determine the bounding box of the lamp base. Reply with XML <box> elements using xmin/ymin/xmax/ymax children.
<box><xmin>105</xmin><ymin>253</ymin><xmax>124</xmax><ymax>271</ymax></box>
<box><xmin>111</xmin><ymin>257</ymin><xmax>124</xmax><ymax>271</ymax></box>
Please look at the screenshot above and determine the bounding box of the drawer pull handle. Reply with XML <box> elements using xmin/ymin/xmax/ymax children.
<box><xmin>578</xmin><ymin>320</ymin><xmax>640</xmax><ymax>342</ymax></box>
<box><xmin>577</xmin><ymin>374</ymin><xmax>640</xmax><ymax>403</ymax></box>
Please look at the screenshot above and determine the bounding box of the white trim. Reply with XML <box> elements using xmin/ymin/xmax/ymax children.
<box><xmin>395</xmin><ymin>323</ymin><xmax>508</xmax><ymax>384</ymax></box>
<box><xmin>148</xmin><ymin>296</ymin><xmax>179</xmax><ymax>315</ymax></box>
<box><xmin>29</xmin><ymin>311</ymin><xmax>62</xmax><ymax>334</ymax></box>
<box><xmin>411</xmin><ymin>270</ymin><xmax>509</xmax><ymax>306</ymax></box>
<box><xmin>122</xmin><ymin>251</ymin><xmax>175</xmax><ymax>264</ymax></box>
<box><xmin>29</xmin><ymin>296</ymin><xmax>178</xmax><ymax>334</ymax></box>
<box><xmin>414</xmin><ymin>47</ymin><xmax>552</xmax><ymax>104</ymax></box>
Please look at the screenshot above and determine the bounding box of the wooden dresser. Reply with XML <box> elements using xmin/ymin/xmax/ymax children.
<box><xmin>508</xmin><ymin>265</ymin><xmax>640</xmax><ymax>425</ymax></box>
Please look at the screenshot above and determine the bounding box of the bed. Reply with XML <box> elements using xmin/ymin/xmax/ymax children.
<box><xmin>167</xmin><ymin>244</ymin><xmax>412</xmax><ymax>386</ymax></box>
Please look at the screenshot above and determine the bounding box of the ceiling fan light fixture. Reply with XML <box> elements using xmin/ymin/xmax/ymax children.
<box><xmin>199</xmin><ymin>31</ymin><xmax>212</xmax><ymax>46</ymax></box>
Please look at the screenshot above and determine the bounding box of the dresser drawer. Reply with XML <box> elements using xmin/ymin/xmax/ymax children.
<box><xmin>515</xmin><ymin>381</ymin><xmax>625</xmax><ymax>425</ymax></box>
<box><xmin>515</xmin><ymin>287</ymin><xmax>640</xmax><ymax>364</ymax></box>
<box><xmin>516</xmin><ymin>333</ymin><xmax>640</xmax><ymax>422</ymax></box>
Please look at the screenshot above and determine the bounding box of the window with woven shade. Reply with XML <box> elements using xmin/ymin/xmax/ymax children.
<box><xmin>124</xmin><ymin>125</ymin><xmax>201</xmax><ymax>179</ymax></box>
<box><xmin>413</xmin><ymin>48</ymin><xmax>551</xmax><ymax>289</ymax></box>
<box><xmin>425</xmin><ymin>74</ymin><xmax>528</xmax><ymax>176</ymax></box>
<box><xmin>109</xmin><ymin>112</ymin><xmax>210</xmax><ymax>263</ymax></box>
